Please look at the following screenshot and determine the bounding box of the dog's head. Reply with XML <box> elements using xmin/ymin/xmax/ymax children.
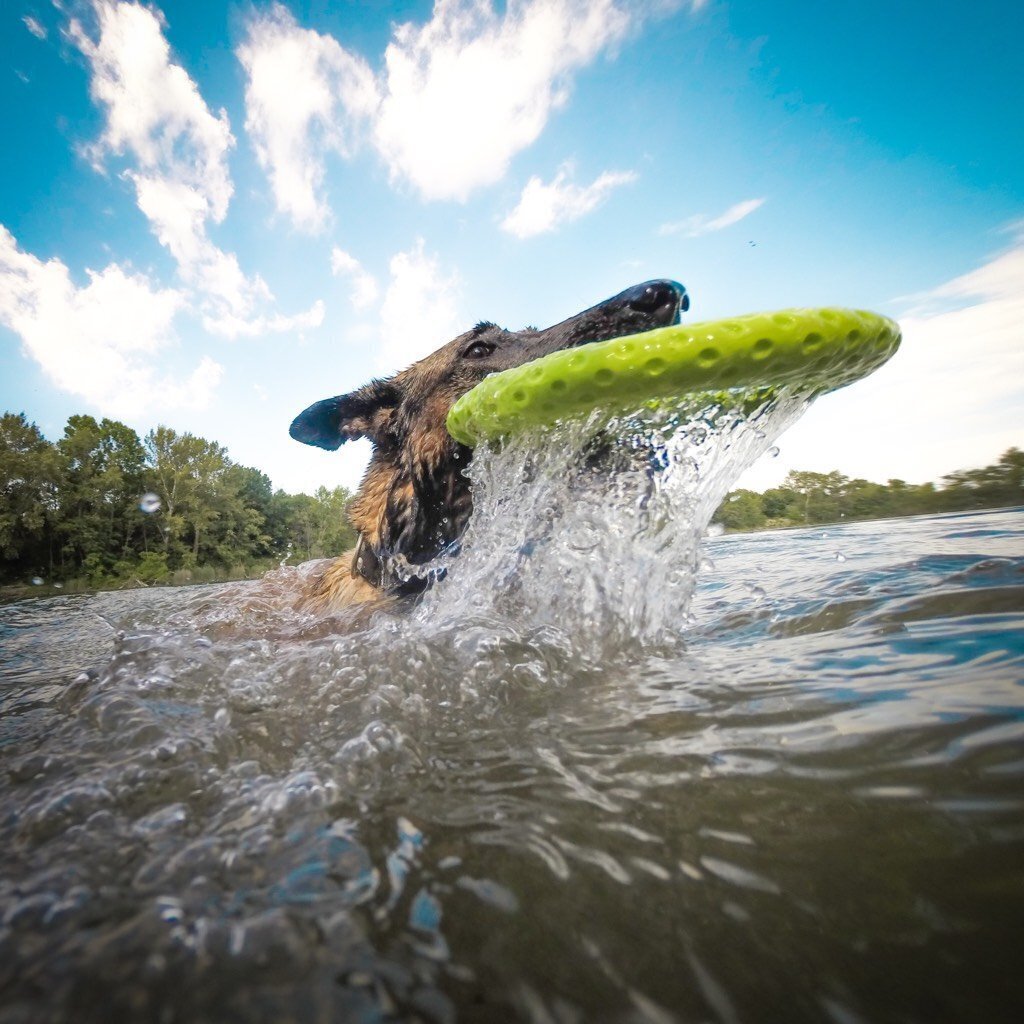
<box><xmin>290</xmin><ymin>280</ymin><xmax>688</xmax><ymax>579</ymax></box>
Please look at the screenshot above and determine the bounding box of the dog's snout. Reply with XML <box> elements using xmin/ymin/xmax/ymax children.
<box><xmin>625</xmin><ymin>280</ymin><xmax>689</xmax><ymax>317</ymax></box>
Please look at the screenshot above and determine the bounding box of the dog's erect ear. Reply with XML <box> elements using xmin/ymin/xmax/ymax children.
<box><xmin>289</xmin><ymin>377</ymin><xmax>401</xmax><ymax>450</ymax></box>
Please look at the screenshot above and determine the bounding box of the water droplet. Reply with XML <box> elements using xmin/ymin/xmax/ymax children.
<box><xmin>214</xmin><ymin>708</ymin><xmax>231</xmax><ymax>728</ymax></box>
<box><xmin>745</xmin><ymin>583</ymin><xmax>767</xmax><ymax>602</ymax></box>
<box><xmin>699</xmin><ymin>557</ymin><xmax>716</xmax><ymax>572</ymax></box>
<box><xmin>835</xmin><ymin>552</ymin><xmax>847</xmax><ymax>563</ymax></box>
<box><xmin>139</xmin><ymin>492</ymin><xmax>161</xmax><ymax>514</ymax></box>
<box><xmin>157</xmin><ymin>897</ymin><xmax>184</xmax><ymax>924</ymax></box>
<box><xmin>706</xmin><ymin>523</ymin><xmax>725</xmax><ymax>538</ymax></box>
<box><xmin>53</xmin><ymin>581</ymin><xmax>64</xmax><ymax>589</ymax></box>
<box><xmin>31</xmin><ymin>577</ymin><xmax>44</xmax><ymax>586</ymax></box>
<box><xmin>767</xmin><ymin>445</ymin><xmax>780</xmax><ymax>458</ymax></box>
<box><xmin>820</xmin><ymin>532</ymin><xmax>828</xmax><ymax>539</ymax></box>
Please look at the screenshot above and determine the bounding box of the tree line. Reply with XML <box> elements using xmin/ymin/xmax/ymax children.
<box><xmin>1</xmin><ymin>412</ymin><xmax>356</xmax><ymax>590</ymax></box>
<box><xmin>2</xmin><ymin>410</ymin><xmax>1020</xmax><ymax>590</ymax></box>
<box><xmin>712</xmin><ymin>447</ymin><xmax>1024</xmax><ymax>532</ymax></box>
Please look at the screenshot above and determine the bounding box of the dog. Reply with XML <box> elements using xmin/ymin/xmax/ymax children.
<box><xmin>289</xmin><ymin>279</ymin><xmax>688</xmax><ymax>610</ymax></box>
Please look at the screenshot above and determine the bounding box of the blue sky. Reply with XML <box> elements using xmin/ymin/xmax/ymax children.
<box><xmin>2</xmin><ymin>0</ymin><xmax>1022</xmax><ymax>495</ymax></box>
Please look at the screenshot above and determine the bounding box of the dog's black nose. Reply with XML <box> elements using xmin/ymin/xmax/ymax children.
<box><xmin>625</xmin><ymin>280</ymin><xmax>689</xmax><ymax>317</ymax></box>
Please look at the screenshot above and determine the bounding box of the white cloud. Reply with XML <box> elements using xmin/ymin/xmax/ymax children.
<box><xmin>374</xmin><ymin>0</ymin><xmax>635</xmax><ymax>201</ymax></box>
<box><xmin>378</xmin><ymin>239</ymin><xmax>463</xmax><ymax>370</ymax></box>
<box><xmin>69</xmin><ymin>1</ymin><xmax>233</xmax><ymax>221</ymax></box>
<box><xmin>0</xmin><ymin>225</ymin><xmax>221</xmax><ymax>416</ymax></box>
<box><xmin>68</xmin><ymin>0</ymin><xmax>312</xmax><ymax>335</ymax></box>
<box><xmin>23</xmin><ymin>16</ymin><xmax>47</xmax><ymax>40</ymax></box>
<box><xmin>203</xmin><ymin>301</ymin><xmax>325</xmax><ymax>340</ymax></box>
<box><xmin>238</xmin><ymin>3</ymin><xmax>379</xmax><ymax>233</ymax></box>
<box><xmin>203</xmin><ymin>299</ymin><xmax>326</xmax><ymax>340</ymax></box>
<box><xmin>739</xmin><ymin>233</ymin><xmax>1024</xmax><ymax>491</ymax></box>
<box><xmin>500</xmin><ymin>165</ymin><xmax>637</xmax><ymax>238</ymax></box>
<box><xmin>239</xmin><ymin>1</ymin><xmax>680</xmax><ymax>214</ymax></box>
<box><xmin>659</xmin><ymin>197</ymin><xmax>766</xmax><ymax>237</ymax></box>
<box><xmin>331</xmin><ymin>247</ymin><xmax>380</xmax><ymax>309</ymax></box>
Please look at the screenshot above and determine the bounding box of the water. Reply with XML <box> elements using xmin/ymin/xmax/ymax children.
<box><xmin>1</xmin><ymin>401</ymin><xmax>1023</xmax><ymax>1022</ymax></box>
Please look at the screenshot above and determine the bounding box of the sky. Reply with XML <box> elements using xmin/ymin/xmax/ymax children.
<box><xmin>1</xmin><ymin>0</ymin><xmax>1022</xmax><ymax>496</ymax></box>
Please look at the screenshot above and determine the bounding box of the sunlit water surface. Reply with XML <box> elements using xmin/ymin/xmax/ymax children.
<box><xmin>2</xmin><ymin>397</ymin><xmax>1022</xmax><ymax>1023</ymax></box>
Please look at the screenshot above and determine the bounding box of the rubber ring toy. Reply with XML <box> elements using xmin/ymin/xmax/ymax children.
<box><xmin>447</xmin><ymin>308</ymin><xmax>900</xmax><ymax>447</ymax></box>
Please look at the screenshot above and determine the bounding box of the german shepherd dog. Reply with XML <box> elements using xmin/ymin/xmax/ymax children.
<box><xmin>289</xmin><ymin>279</ymin><xmax>689</xmax><ymax>610</ymax></box>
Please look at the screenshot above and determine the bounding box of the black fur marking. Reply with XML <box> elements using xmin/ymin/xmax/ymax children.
<box><xmin>290</xmin><ymin>377</ymin><xmax>401</xmax><ymax>449</ymax></box>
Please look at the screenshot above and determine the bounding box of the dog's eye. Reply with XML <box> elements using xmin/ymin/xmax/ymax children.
<box><xmin>462</xmin><ymin>340</ymin><xmax>495</xmax><ymax>360</ymax></box>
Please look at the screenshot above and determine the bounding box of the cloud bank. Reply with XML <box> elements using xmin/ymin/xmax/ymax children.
<box><xmin>240</xmin><ymin>1</ymin><xmax>677</xmax><ymax>224</ymax></box>
<box><xmin>68</xmin><ymin>0</ymin><xmax>320</xmax><ymax>338</ymax></box>
<box><xmin>0</xmin><ymin>226</ymin><xmax>221</xmax><ymax>417</ymax></box>
<box><xmin>238</xmin><ymin>5</ymin><xmax>379</xmax><ymax>233</ymax></box>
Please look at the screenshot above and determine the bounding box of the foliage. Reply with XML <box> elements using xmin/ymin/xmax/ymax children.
<box><xmin>712</xmin><ymin>447</ymin><xmax>1024</xmax><ymax>532</ymax></box>
<box><xmin>0</xmin><ymin>411</ymin><xmax>357</xmax><ymax>588</ymax></box>
<box><xmin>0</xmin><ymin>413</ymin><xmax>62</xmax><ymax>569</ymax></box>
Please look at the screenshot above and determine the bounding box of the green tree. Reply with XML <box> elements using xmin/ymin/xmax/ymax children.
<box><xmin>784</xmin><ymin>470</ymin><xmax>849</xmax><ymax>524</ymax></box>
<box><xmin>275</xmin><ymin>486</ymin><xmax>356</xmax><ymax>561</ymax></box>
<box><xmin>713</xmin><ymin>489</ymin><xmax>766</xmax><ymax>531</ymax></box>
<box><xmin>761</xmin><ymin>486</ymin><xmax>796</xmax><ymax>521</ymax></box>
<box><xmin>56</xmin><ymin>415</ymin><xmax>146</xmax><ymax>579</ymax></box>
<box><xmin>203</xmin><ymin>463</ymin><xmax>273</xmax><ymax>568</ymax></box>
<box><xmin>942</xmin><ymin>447</ymin><xmax>1024</xmax><ymax>509</ymax></box>
<box><xmin>144</xmin><ymin>426</ymin><xmax>232</xmax><ymax>567</ymax></box>
<box><xmin>0</xmin><ymin>413</ymin><xmax>62</xmax><ymax>579</ymax></box>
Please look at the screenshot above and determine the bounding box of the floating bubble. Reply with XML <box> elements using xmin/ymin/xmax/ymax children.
<box><xmin>706</xmin><ymin>523</ymin><xmax>725</xmax><ymax>538</ymax></box>
<box><xmin>835</xmin><ymin>552</ymin><xmax>847</xmax><ymax>563</ymax></box>
<box><xmin>139</xmin><ymin>493</ymin><xmax>161</xmax><ymax>514</ymax></box>
<box><xmin>31</xmin><ymin>577</ymin><xmax>44</xmax><ymax>586</ymax></box>
<box><xmin>767</xmin><ymin>445</ymin><xmax>780</xmax><ymax>458</ymax></box>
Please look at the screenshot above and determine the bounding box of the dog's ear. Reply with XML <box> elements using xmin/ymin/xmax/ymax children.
<box><xmin>289</xmin><ymin>377</ymin><xmax>401</xmax><ymax>450</ymax></box>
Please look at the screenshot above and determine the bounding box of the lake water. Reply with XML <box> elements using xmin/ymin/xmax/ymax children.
<box><xmin>2</xmin><ymin>425</ymin><xmax>1023</xmax><ymax>1021</ymax></box>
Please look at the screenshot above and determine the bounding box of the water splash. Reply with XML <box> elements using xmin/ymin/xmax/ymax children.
<box><xmin>419</xmin><ymin>387</ymin><xmax>809</xmax><ymax>655</ymax></box>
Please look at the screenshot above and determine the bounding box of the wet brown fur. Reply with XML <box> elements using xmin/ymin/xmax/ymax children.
<box><xmin>289</xmin><ymin>281</ymin><xmax>688</xmax><ymax>611</ymax></box>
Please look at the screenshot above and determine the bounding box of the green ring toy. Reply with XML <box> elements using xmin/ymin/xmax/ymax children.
<box><xmin>446</xmin><ymin>307</ymin><xmax>900</xmax><ymax>446</ymax></box>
